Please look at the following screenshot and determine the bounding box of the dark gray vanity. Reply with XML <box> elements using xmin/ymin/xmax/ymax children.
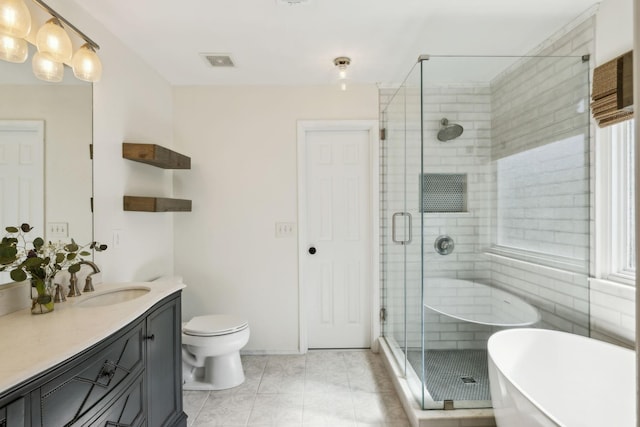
<box><xmin>0</xmin><ymin>292</ymin><xmax>186</xmax><ymax>426</ymax></box>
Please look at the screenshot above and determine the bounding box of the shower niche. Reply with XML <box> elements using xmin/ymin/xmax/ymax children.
<box><xmin>380</xmin><ymin>53</ymin><xmax>591</xmax><ymax>412</ymax></box>
<box><xmin>420</xmin><ymin>173</ymin><xmax>467</xmax><ymax>213</ymax></box>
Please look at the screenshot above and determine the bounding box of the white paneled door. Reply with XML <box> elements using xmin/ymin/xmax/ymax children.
<box><xmin>299</xmin><ymin>122</ymin><xmax>374</xmax><ymax>349</ymax></box>
<box><xmin>0</xmin><ymin>120</ymin><xmax>44</xmax><ymax>233</ymax></box>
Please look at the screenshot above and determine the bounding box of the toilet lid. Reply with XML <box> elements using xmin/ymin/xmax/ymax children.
<box><xmin>183</xmin><ymin>314</ymin><xmax>249</xmax><ymax>337</ymax></box>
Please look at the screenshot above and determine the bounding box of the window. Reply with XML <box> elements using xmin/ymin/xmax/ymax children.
<box><xmin>596</xmin><ymin>119</ymin><xmax>636</xmax><ymax>285</ymax></box>
<box><xmin>493</xmin><ymin>135</ymin><xmax>590</xmax><ymax>272</ymax></box>
<box><xmin>605</xmin><ymin>119</ymin><xmax>636</xmax><ymax>283</ymax></box>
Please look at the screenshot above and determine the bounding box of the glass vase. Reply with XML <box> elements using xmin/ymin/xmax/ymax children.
<box><xmin>31</xmin><ymin>277</ymin><xmax>54</xmax><ymax>314</ymax></box>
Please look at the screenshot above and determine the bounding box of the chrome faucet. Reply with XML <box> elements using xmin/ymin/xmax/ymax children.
<box><xmin>78</xmin><ymin>260</ymin><xmax>101</xmax><ymax>292</ymax></box>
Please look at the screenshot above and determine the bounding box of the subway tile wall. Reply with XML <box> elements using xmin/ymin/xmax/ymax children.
<box><xmin>380</xmin><ymin>83</ymin><xmax>495</xmax><ymax>350</ymax></box>
<box><xmin>487</xmin><ymin>19</ymin><xmax>593</xmax><ymax>338</ymax></box>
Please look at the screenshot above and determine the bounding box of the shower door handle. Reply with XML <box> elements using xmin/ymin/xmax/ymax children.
<box><xmin>391</xmin><ymin>212</ymin><xmax>412</xmax><ymax>245</ymax></box>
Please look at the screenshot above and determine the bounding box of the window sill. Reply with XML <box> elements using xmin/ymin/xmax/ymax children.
<box><xmin>485</xmin><ymin>245</ymin><xmax>588</xmax><ymax>274</ymax></box>
<box><xmin>602</xmin><ymin>272</ymin><xmax>636</xmax><ymax>287</ymax></box>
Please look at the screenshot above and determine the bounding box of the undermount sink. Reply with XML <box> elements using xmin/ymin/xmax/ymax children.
<box><xmin>77</xmin><ymin>286</ymin><xmax>151</xmax><ymax>308</ymax></box>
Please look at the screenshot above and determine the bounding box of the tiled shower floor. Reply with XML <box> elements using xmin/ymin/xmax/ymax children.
<box><xmin>183</xmin><ymin>350</ymin><xmax>411</xmax><ymax>426</ymax></box>
<box><xmin>406</xmin><ymin>349</ymin><xmax>491</xmax><ymax>402</ymax></box>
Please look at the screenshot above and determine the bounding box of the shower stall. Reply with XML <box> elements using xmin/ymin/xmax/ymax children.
<box><xmin>380</xmin><ymin>54</ymin><xmax>591</xmax><ymax>410</ymax></box>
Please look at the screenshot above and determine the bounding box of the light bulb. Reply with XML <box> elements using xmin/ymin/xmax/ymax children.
<box><xmin>0</xmin><ymin>33</ymin><xmax>27</xmax><ymax>63</ymax></box>
<box><xmin>0</xmin><ymin>0</ymin><xmax>31</xmax><ymax>38</ymax></box>
<box><xmin>36</xmin><ymin>18</ymin><xmax>72</xmax><ymax>63</ymax></box>
<box><xmin>32</xmin><ymin>51</ymin><xmax>63</xmax><ymax>82</ymax></box>
<box><xmin>338</xmin><ymin>68</ymin><xmax>347</xmax><ymax>80</ymax></box>
<box><xmin>340</xmin><ymin>80</ymin><xmax>347</xmax><ymax>91</ymax></box>
<box><xmin>72</xmin><ymin>43</ymin><xmax>102</xmax><ymax>82</ymax></box>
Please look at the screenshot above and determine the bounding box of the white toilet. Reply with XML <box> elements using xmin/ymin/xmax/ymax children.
<box><xmin>181</xmin><ymin>314</ymin><xmax>250</xmax><ymax>390</ymax></box>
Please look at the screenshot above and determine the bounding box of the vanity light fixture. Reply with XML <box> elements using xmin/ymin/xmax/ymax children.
<box><xmin>71</xmin><ymin>42</ymin><xmax>102</xmax><ymax>82</ymax></box>
<box><xmin>35</xmin><ymin>17</ymin><xmax>72</xmax><ymax>62</ymax></box>
<box><xmin>0</xmin><ymin>32</ymin><xmax>27</xmax><ymax>62</ymax></box>
<box><xmin>333</xmin><ymin>56</ymin><xmax>351</xmax><ymax>91</ymax></box>
<box><xmin>32</xmin><ymin>0</ymin><xmax>102</xmax><ymax>82</ymax></box>
<box><xmin>0</xmin><ymin>0</ymin><xmax>31</xmax><ymax>38</ymax></box>
<box><xmin>0</xmin><ymin>0</ymin><xmax>102</xmax><ymax>82</ymax></box>
<box><xmin>32</xmin><ymin>50</ymin><xmax>63</xmax><ymax>82</ymax></box>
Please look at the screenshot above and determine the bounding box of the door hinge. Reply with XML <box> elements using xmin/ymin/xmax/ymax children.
<box><xmin>90</xmin><ymin>197</ymin><xmax>93</xmax><ymax>213</ymax></box>
<box><xmin>89</xmin><ymin>143</ymin><xmax>93</xmax><ymax>160</ymax></box>
<box><xmin>380</xmin><ymin>128</ymin><xmax>386</xmax><ymax>140</ymax></box>
<box><xmin>380</xmin><ymin>308</ymin><xmax>387</xmax><ymax>321</ymax></box>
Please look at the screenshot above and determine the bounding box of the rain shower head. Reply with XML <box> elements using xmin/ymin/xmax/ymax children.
<box><xmin>437</xmin><ymin>118</ymin><xmax>464</xmax><ymax>142</ymax></box>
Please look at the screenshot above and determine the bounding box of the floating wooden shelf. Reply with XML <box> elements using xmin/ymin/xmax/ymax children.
<box><xmin>124</xmin><ymin>196</ymin><xmax>192</xmax><ymax>212</ymax></box>
<box><xmin>123</xmin><ymin>143</ymin><xmax>191</xmax><ymax>169</ymax></box>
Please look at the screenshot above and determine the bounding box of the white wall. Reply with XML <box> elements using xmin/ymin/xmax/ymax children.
<box><xmin>590</xmin><ymin>0</ymin><xmax>636</xmax><ymax>346</ymax></box>
<box><xmin>172</xmin><ymin>85</ymin><xmax>379</xmax><ymax>352</ymax></box>
<box><xmin>43</xmin><ymin>0</ymin><xmax>176</xmax><ymax>284</ymax></box>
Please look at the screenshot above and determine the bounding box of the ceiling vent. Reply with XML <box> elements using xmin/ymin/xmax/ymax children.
<box><xmin>200</xmin><ymin>54</ymin><xmax>235</xmax><ymax>68</ymax></box>
<box><xmin>276</xmin><ymin>0</ymin><xmax>310</xmax><ymax>5</ymax></box>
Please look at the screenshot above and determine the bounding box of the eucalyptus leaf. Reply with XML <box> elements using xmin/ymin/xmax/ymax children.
<box><xmin>5</xmin><ymin>227</ymin><xmax>18</xmax><ymax>233</ymax></box>
<box><xmin>55</xmin><ymin>253</ymin><xmax>65</xmax><ymax>264</ymax></box>
<box><xmin>33</xmin><ymin>237</ymin><xmax>44</xmax><ymax>249</ymax></box>
<box><xmin>65</xmin><ymin>243</ymin><xmax>79</xmax><ymax>252</ymax></box>
<box><xmin>24</xmin><ymin>257</ymin><xmax>44</xmax><ymax>268</ymax></box>
<box><xmin>79</xmin><ymin>251</ymin><xmax>91</xmax><ymax>256</ymax></box>
<box><xmin>10</xmin><ymin>268</ymin><xmax>27</xmax><ymax>282</ymax></box>
<box><xmin>0</xmin><ymin>246</ymin><xmax>17</xmax><ymax>258</ymax></box>
<box><xmin>68</xmin><ymin>263</ymin><xmax>81</xmax><ymax>274</ymax></box>
<box><xmin>67</xmin><ymin>253</ymin><xmax>77</xmax><ymax>261</ymax></box>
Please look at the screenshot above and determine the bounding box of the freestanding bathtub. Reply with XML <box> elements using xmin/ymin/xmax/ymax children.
<box><xmin>488</xmin><ymin>328</ymin><xmax>635</xmax><ymax>427</ymax></box>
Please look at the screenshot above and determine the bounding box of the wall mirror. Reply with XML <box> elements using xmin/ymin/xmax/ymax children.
<box><xmin>0</xmin><ymin>45</ymin><xmax>93</xmax><ymax>285</ymax></box>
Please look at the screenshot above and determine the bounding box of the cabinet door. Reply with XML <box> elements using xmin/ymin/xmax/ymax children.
<box><xmin>35</xmin><ymin>321</ymin><xmax>144</xmax><ymax>427</ymax></box>
<box><xmin>87</xmin><ymin>375</ymin><xmax>145</xmax><ymax>427</ymax></box>
<box><xmin>146</xmin><ymin>297</ymin><xmax>184</xmax><ymax>427</ymax></box>
<box><xmin>0</xmin><ymin>397</ymin><xmax>26</xmax><ymax>426</ymax></box>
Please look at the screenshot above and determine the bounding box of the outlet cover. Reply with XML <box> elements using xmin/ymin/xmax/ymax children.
<box><xmin>275</xmin><ymin>222</ymin><xmax>296</xmax><ymax>238</ymax></box>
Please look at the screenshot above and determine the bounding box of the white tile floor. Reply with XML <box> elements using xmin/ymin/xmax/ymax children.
<box><xmin>183</xmin><ymin>350</ymin><xmax>411</xmax><ymax>427</ymax></box>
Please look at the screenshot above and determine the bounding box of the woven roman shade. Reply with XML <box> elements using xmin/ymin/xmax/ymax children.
<box><xmin>591</xmin><ymin>50</ymin><xmax>633</xmax><ymax>127</ymax></box>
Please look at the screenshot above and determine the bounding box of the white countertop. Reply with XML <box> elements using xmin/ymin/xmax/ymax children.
<box><xmin>0</xmin><ymin>277</ymin><xmax>186</xmax><ymax>394</ymax></box>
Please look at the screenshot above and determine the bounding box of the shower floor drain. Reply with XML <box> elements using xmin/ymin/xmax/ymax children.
<box><xmin>460</xmin><ymin>376</ymin><xmax>477</xmax><ymax>384</ymax></box>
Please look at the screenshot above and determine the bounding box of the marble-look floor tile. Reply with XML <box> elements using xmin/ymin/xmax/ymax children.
<box><xmin>185</xmin><ymin>350</ymin><xmax>409</xmax><ymax>427</ymax></box>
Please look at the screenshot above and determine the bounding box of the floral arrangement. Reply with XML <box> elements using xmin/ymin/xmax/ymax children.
<box><xmin>0</xmin><ymin>223</ymin><xmax>107</xmax><ymax>312</ymax></box>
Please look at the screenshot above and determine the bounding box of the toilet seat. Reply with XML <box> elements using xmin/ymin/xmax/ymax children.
<box><xmin>183</xmin><ymin>314</ymin><xmax>249</xmax><ymax>337</ymax></box>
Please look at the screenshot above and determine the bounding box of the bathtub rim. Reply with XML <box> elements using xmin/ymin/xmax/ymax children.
<box><xmin>488</xmin><ymin>327</ymin><xmax>636</xmax><ymax>427</ymax></box>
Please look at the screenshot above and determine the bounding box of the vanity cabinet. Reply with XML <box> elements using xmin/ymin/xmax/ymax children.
<box><xmin>0</xmin><ymin>292</ymin><xmax>186</xmax><ymax>427</ymax></box>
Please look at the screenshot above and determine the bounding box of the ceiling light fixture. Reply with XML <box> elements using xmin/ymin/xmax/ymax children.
<box><xmin>333</xmin><ymin>56</ymin><xmax>351</xmax><ymax>91</ymax></box>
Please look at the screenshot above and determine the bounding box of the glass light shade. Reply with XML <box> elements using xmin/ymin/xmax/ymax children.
<box><xmin>0</xmin><ymin>0</ymin><xmax>31</xmax><ymax>38</ymax></box>
<box><xmin>72</xmin><ymin>43</ymin><xmax>102</xmax><ymax>82</ymax></box>
<box><xmin>0</xmin><ymin>33</ymin><xmax>27</xmax><ymax>63</ymax></box>
<box><xmin>32</xmin><ymin>51</ymin><xmax>63</xmax><ymax>82</ymax></box>
<box><xmin>36</xmin><ymin>18</ymin><xmax>72</xmax><ymax>63</ymax></box>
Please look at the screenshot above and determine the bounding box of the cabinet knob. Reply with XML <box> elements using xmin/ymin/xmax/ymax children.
<box><xmin>144</xmin><ymin>334</ymin><xmax>155</xmax><ymax>341</ymax></box>
<box><xmin>308</xmin><ymin>246</ymin><xmax>317</xmax><ymax>255</ymax></box>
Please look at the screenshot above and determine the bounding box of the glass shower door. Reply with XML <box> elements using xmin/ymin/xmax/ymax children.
<box><xmin>381</xmin><ymin>63</ymin><xmax>426</xmax><ymax>407</ymax></box>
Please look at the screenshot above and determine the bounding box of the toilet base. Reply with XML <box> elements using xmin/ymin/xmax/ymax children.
<box><xmin>183</xmin><ymin>351</ymin><xmax>245</xmax><ymax>391</ymax></box>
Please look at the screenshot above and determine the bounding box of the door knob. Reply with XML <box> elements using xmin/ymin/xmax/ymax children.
<box><xmin>308</xmin><ymin>246</ymin><xmax>317</xmax><ymax>255</ymax></box>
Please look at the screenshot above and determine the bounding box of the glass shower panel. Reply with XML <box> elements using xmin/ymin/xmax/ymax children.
<box><xmin>417</xmin><ymin>55</ymin><xmax>591</xmax><ymax>410</ymax></box>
